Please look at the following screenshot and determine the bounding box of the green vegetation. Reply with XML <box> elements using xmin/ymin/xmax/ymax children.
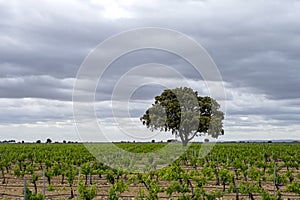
<box><xmin>0</xmin><ymin>143</ymin><xmax>298</xmax><ymax>199</ymax></box>
<box><xmin>140</xmin><ymin>87</ymin><xmax>224</xmax><ymax>146</ymax></box>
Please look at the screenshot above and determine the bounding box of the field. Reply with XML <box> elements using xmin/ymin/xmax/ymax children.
<box><xmin>0</xmin><ymin>143</ymin><xmax>299</xmax><ymax>199</ymax></box>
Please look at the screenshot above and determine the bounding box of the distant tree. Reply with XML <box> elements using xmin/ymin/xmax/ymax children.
<box><xmin>36</xmin><ymin>140</ymin><xmax>41</xmax><ymax>144</ymax></box>
<box><xmin>141</xmin><ymin>87</ymin><xmax>224</xmax><ymax>146</ymax></box>
<box><xmin>46</xmin><ymin>138</ymin><xmax>52</xmax><ymax>144</ymax></box>
<box><xmin>204</xmin><ymin>138</ymin><xmax>209</xmax><ymax>143</ymax></box>
<box><xmin>22</xmin><ymin>141</ymin><xmax>24</xmax><ymax>144</ymax></box>
<box><xmin>63</xmin><ymin>140</ymin><xmax>66</xmax><ymax>144</ymax></box>
<box><xmin>151</xmin><ymin>139</ymin><xmax>155</xmax><ymax>143</ymax></box>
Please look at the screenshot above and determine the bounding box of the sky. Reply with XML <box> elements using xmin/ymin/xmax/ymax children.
<box><xmin>0</xmin><ymin>0</ymin><xmax>299</xmax><ymax>142</ymax></box>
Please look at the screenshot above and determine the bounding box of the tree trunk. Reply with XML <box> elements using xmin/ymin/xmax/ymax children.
<box><xmin>1</xmin><ymin>170</ymin><xmax>5</xmax><ymax>184</ymax></box>
<box><xmin>276</xmin><ymin>191</ymin><xmax>282</xmax><ymax>200</ymax></box>
<box><xmin>61</xmin><ymin>174</ymin><xmax>65</xmax><ymax>184</ymax></box>
<box><xmin>182</xmin><ymin>139</ymin><xmax>188</xmax><ymax>147</ymax></box>
<box><xmin>232</xmin><ymin>177</ymin><xmax>239</xmax><ymax>200</ymax></box>
<box><xmin>215</xmin><ymin>174</ymin><xmax>220</xmax><ymax>185</ymax></box>
<box><xmin>215</xmin><ymin>166</ymin><xmax>220</xmax><ymax>185</ymax></box>
<box><xmin>249</xmin><ymin>193</ymin><xmax>254</xmax><ymax>200</ymax></box>
<box><xmin>187</xmin><ymin>179</ymin><xmax>194</xmax><ymax>198</ymax></box>
<box><xmin>234</xmin><ymin>168</ymin><xmax>239</xmax><ymax>180</ymax></box>
<box><xmin>34</xmin><ymin>182</ymin><xmax>37</xmax><ymax>194</ymax></box>
<box><xmin>70</xmin><ymin>184</ymin><xmax>74</xmax><ymax>198</ymax></box>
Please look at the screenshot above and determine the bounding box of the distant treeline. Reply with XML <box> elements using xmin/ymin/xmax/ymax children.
<box><xmin>0</xmin><ymin>140</ymin><xmax>16</xmax><ymax>144</ymax></box>
<box><xmin>0</xmin><ymin>139</ymin><xmax>79</xmax><ymax>144</ymax></box>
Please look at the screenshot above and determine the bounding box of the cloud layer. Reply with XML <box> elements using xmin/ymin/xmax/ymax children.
<box><xmin>0</xmin><ymin>0</ymin><xmax>299</xmax><ymax>142</ymax></box>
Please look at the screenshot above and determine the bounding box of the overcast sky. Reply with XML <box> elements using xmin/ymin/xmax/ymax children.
<box><xmin>0</xmin><ymin>0</ymin><xmax>299</xmax><ymax>142</ymax></box>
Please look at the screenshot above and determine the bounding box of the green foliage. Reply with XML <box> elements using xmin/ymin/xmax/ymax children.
<box><xmin>286</xmin><ymin>182</ymin><xmax>300</xmax><ymax>195</ymax></box>
<box><xmin>32</xmin><ymin>174</ymin><xmax>38</xmax><ymax>182</ymax></box>
<box><xmin>238</xmin><ymin>182</ymin><xmax>262</xmax><ymax>199</ymax></box>
<box><xmin>106</xmin><ymin>172</ymin><xmax>115</xmax><ymax>185</ymax></box>
<box><xmin>136</xmin><ymin>189</ymin><xmax>145</xmax><ymax>200</ymax></box>
<box><xmin>66</xmin><ymin>166</ymin><xmax>77</xmax><ymax>198</ymax></box>
<box><xmin>137</xmin><ymin>173</ymin><xmax>163</xmax><ymax>200</ymax></box>
<box><xmin>45</xmin><ymin>168</ymin><xmax>53</xmax><ymax>185</ymax></box>
<box><xmin>108</xmin><ymin>180</ymin><xmax>128</xmax><ymax>200</ymax></box>
<box><xmin>140</xmin><ymin>87</ymin><xmax>224</xmax><ymax>146</ymax></box>
<box><xmin>285</xmin><ymin>169</ymin><xmax>294</xmax><ymax>183</ymax></box>
<box><xmin>78</xmin><ymin>178</ymin><xmax>97</xmax><ymax>200</ymax></box>
<box><xmin>47</xmin><ymin>184</ymin><xmax>55</xmax><ymax>191</ymax></box>
<box><xmin>167</xmin><ymin>182</ymin><xmax>190</xmax><ymax>196</ymax></box>
<box><xmin>24</xmin><ymin>187</ymin><xmax>45</xmax><ymax>200</ymax></box>
<box><xmin>14</xmin><ymin>165</ymin><xmax>22</xmax><ymax>177</ymax></box>
<box><xmin>0</xmin><ymin>143</ymin><xmax>299</xmax><ymax>199</ymax></box>
<box><xmin>261</xmin><ymin>190</ymin><xmax>276</xmax><ymax>200</ymax></box>
<box><xmin>218</xmin><ymin>169</ymin><xmax>233</xmax><ymax>191</ymax></box>
<box><xmin>66</xmin><ymin>167</ymin><xmax>76</xmax><ymax>185</ymax></box>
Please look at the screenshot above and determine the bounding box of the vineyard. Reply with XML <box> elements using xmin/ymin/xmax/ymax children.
<box><xmin>0</xmin><ymin>143</ymin><xmax>299</xmax><ymax>199</ymax></box>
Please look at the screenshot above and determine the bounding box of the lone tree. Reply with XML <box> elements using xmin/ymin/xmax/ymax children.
<box><xmin>140</xmin><ymin>87</ymin><xmax>224</xmax><ymax>146</ymax></box>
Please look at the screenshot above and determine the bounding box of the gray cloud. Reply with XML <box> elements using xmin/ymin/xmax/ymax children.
<box><xmin>0</xmin><ymin>0</ymin><xmax>299</xmax><ymax>141</ymax></box>
<box><xmin>1</xmin><ymin>0</ymin><xmax>299</xmax><ymax>100</ymax></box>
<box><xmin>0</xmin><ymin>76</ymin><xmax>74</xmax><ymax>100</ymax></box>
<box><xmin>0</xmin><ymin>98</ymin><xmax>73</xmax><ymax>124</ymax></box>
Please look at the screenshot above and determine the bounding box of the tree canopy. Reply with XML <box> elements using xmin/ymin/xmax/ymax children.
<box><xmin>46</xmin><ymin>138</ymin><xmax>52</xmax><ymax>144</ymax></box>
<box><xmin>140</xmin><ymin>87</ymin><xmax>224</xmax><ymax>146</ymax></box>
